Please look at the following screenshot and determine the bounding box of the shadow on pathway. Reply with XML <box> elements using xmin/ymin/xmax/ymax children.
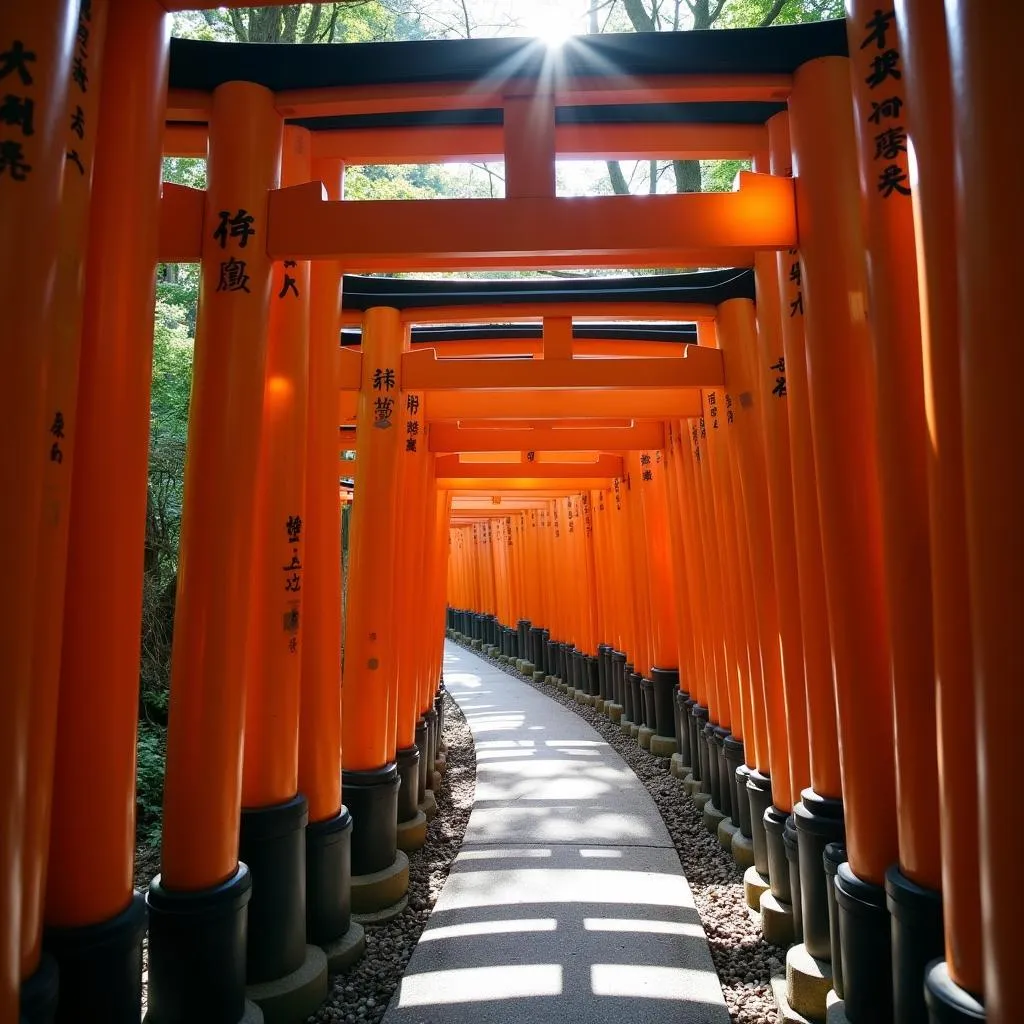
<box><xmin>382</xmin><ymin>642</ymin><xmax>731</xmax><ymax>1024</ymax></box>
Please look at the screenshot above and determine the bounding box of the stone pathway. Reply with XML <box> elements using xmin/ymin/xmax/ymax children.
<box><xmin>382</xmin><ymin>642</ymin><xmax>730</xmax><ymax>1024</ymax></box>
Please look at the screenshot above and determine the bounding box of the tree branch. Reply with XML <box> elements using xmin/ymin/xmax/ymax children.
<box><xmin>759</xmin><ymin>0</ymin><xmax>791</xmax><ymax>26</ymax></box>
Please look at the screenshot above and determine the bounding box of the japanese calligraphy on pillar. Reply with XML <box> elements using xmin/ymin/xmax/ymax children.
<box><xmin>612</xmin><ymin>477</ymin><xmax>622</xmax><ymax>511</ymax></box>
<box><xmin>640</xmin><ymin>452</ymin><xmax>653</xmax><ymax>483</ymax></box>
<box><xmin>858</xmin><ymin>6</ymin><xmax>910</xmax><ymax>200</ymax></box>
<box><xmin>553</xmin><ymin>503</ymin><xmax>560</xmax><ymax>539</ymax></box>
<box><xmin>65</xmin><ymin>1</ymin><xmax>93</xmax><ymax>176</ymax></box>
<box><xmin>506</xmin><ymin>514</ymin><xmax>513</xmax><ymax>547</ymax></box>
<box><xmin>277</xmin><ymin>259</ymin><xmax>300</xmax><ymax>300</ymax></box>
<box><xmin>0</xmin><ymin>32</ymin><xmax>40</xmax><ymax>182</ymax></box>
<box><xmin>214</xmin><ymin>205</ymin><xmax>257</xmax><ymax>295</ymax></box>
<box><xmin>769</xmin><ymin>357</ymin><xmax>787</xmax><ymax>398</ymax></box>
<box><xmin>707</xmin><ymin>392</ymin><xmax>720</xmax><ymax>430</ymax></box>
<box><xmin>691</xmin><ymin>423</ymin><xmax>702</xmax><ymax>465</ymax></box>
<box><xmin>785</xmin><ymin>248</ymin><xmax>804</xmax><ymax>321</ymax></box>
<box><xmin>582</xmin><ymin>493</ymin><xmax>593</xmax><ymax>537</ymax></box>
<box><xmin>404</xmin><ymin>392</ymin><xmax>422</xmax><ymax>453</ymax></box>
<box><xmin>567</xmin><ymin>499</ymin><xmax>575</xmax><ymax>534</ymax></box>
<box><xmin>283</xmin><ymin>515</ymin><xmax>303</xmax><ymax>653</ymax></box>
<box><xmin>371</xmin><ymin>365</ymin><xmax>396</xmax><ymax>429</ymax></box>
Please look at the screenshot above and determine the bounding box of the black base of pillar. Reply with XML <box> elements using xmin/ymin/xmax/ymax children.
<box><xmin>641</xmin><ymin>676</ymin><xmax>656</xmax><ymax>730</ymax></box>
<box><xmin>611</xmin><ymin>651</ymin><xmax>625</xmax><ymax>707</ymax></box>
<box><xmin>629</xmin><ymin>671</ymin><xmax>643</xmax><ymax>726</ymax></box>
<box><xmin>44</xmin><ymin>891</ymin><xmax>146</xmax><ymax>1024</ymax></box>
<box><xmin>146</xmin><ymin>864</ymin><xmax>252</xmax><ymax>1024</ymax></box>
<box><xmin>19</xmin><ymin>952</ymin><xmax>58</xmax><ymax>1024</ymax></box>
<box><xmin>923</xmin><ymin>959</ymin><xmax>985</xmax><ymax>1023</ymax></box>
<box><xmin>239</xmin><ymin>794</ymin><xmax>309</xmax><ymax>983</ymax></box>
<box><xmin>621</xmin><ymin>664</ymin><xmax>634</xmax><ymax>721</ymax></box>
<box><xmin>586</xmin><ymin>655</ymin><xmax>599</xmax><ymax>696</ymax></box>
<box><xmin>690</xmin><ymin>702</ymin><xmax>707</xmax><ymax>783</ymax></box>
<box><xmin>306</xmin><ymin>807</ymin><xmax>353</xmax><ymax>945</ymax></box>
<box><xmin>651</xmin><ymin>668</ymin><xmax>679</xmax><ymax>739</ymax></box>
<box><xmin>434</xmin><ymin>689</ymin><xmax>445</xmax><ymax>741</ymax></box>
<box><xmin>705</xmin><ymin>724</ymin><xmax>721</xmax><ymax>805</ymax></box>
<box><xmin>835</xmin><ymin>861</ymin><xmax>893</xmax><ymax>1023</ymax></box>
<box><xmin>746</xmin><ymin>769</ymin><xmax>772</xmax><ymax>876</ymax></box>
<box><xmin>713</xmin><ymin>728</ymin><xmax>731</xmax><ymax>819</ymax></box>
<box><xmin>723</xmin><ymin>737</ymin><xmax>744</xmax><ymax>827</ymax></box>
<box><xmin>424</xmin><ymin>709</ymin><xmax>438</xmax><ymax>773</ymax></box>
<box><xmin>674</xmin><ymin>690</ymin><xmax>688</xmax><ymax>760</ymax></box>
<box><xmin>784</xmin><ymin>815</ymin><xmax>803</xmax><ymax>944</ymax></box>
<box><xmin>886</xmin><ymin>865</ymin><xmax>945</xmax><ymax>1024</ymax></box>
<box><xmin>824</xmin><ymin>842</ymin><xmax>847</xmax><ymax>998</ymax></box>
<box><xmin>794</xmin><ymin>789</ymin><xmax>845</xmax><ymax>960</ymax></box>
<box><xmin>415</xmin><ymin>719</ymin><xmax>429</xmax><ymax>803</ymax></box>
<box><xmin>342</xmin><ymin>764</ymin><xmax>400</xmax><ymax>876</ymax></box>
<box><xmin>735</xmin><ymin>764</ymin><xmax>752</xmax><ymax>837</ymax></box>
<box><xmin>763</xmin><ymin>805</ymin><xmax>790</xmax><ymax>902</ymax></box>
<box><xmin>573</xmin><ymin>651</ymin><xmax>585</xmax><ymax>691</ymax></box>
<box><xmin>597</xmin><ymin>645</ymin><xmax>610</xmax><ymax>700</ymax></box>
<box><xmin>396</xmin><ymin>746</ymin><xmax>421</xmax><ymax>823</ymax></box>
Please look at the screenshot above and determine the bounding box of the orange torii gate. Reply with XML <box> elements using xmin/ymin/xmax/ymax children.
<box><xmin>0</xmin><ymin>5</ymin><xmax>1013</xmax><ymax>1024</ymax></box>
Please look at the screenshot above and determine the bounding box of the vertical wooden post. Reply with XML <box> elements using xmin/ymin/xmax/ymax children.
<box><xmin>149</xmin><ymin>79</ymin><xmax>281</xmax><ymax>1023</ymax></box>
<box><xmin>21</xmin><ymin>0</ymin><xmax>107</xmax><ymax>1012</ymax></box>
<box><xmin>790</xmin><ymin>55</ymin><xmax>897</xmax><ymax>1021</ymax></box>
<box><xmin>43</xmin><ymin>2</ymin><xmax>165</xmax><ymax>1021</ymax></box>
<box><xmin>341</xmin><ymin>306</ymin><xmax>406</xmax><ymax>904</ymax></box>
<box><xmin>0</xmin><ymin>2</ymin><xmax>77</xmax><ymax>1016</ymax></box>
<box><xmin>944</xmin><ymin>5</ymin><xmax>1024</xmax><ymax>1023</ymax></box>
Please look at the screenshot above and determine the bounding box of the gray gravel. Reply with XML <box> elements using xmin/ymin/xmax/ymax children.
<box><xmin>462</xmin><ymin>640</ymin><xmax>785</xmax><ymax>1024</ymax></box>
<box><xmin>308</xmin><ymin>688</ymin><xmax>477</xmax><ymax>1024</ymax></box>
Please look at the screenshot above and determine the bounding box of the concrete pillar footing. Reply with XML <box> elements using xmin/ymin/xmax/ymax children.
<box><xmin>703</xmin><ymin>800</ymin><xmax>727</xmax><ymax>835</ymax></box>
<box><xmin>638</xmin><ymin>725</ymin><xmax>656</xmax><ymax>750</ymax></box>
<box><xmin>350</xmin><ymin>850</ymin><xmax>409</xmax><ymax>915</ymax></box>
<box><xmin>320</xmin><ymin>922</ymin><xmax>366</xmax><ymax>974</ymax></box>
<box><xmin>760</xmin><ymin>889</ymin><xmax>796</xmax><ymax>946</ymax></box>
<box><xmin>744</xmin><ymin>865</ymin><xmax>771</xmax><ymax>910</ymax></box>
<box><xmin>606</xmin><ymin>703</ymin><xmax>623</xmax><ymax>723</ymax></box>
<box><xmin>669</xmin><ymin>755</ymin><xmax>690</xmax><ymax>778</ymax></box>
<box><xmin>650</xmin><ymin>734</ymin><xmax>676</xmax><ymax>758</ymax></box>
<box><xmin>351</xmin><ymin>894</ymin><xmax>409</xmax><ymax>927</ymax></box>
<box><xmin>770</xmin><ymin>974</ymin><xmax>818</xmax><ymax>1024</ymax></box>
<box><xmin>717</xmin><ymin>816</ymin><xmax>739</xmax><ymax>852</ymax></box>
<box><xmin>396</xmin><ymin>811</ymin><xmax>428</xmax><ymax>851</ymax></box>
<box><xmin>731</xmin><ymin>829</ymin><xmax>756</xmax><ymax>869</ymax></box>
<box><xmin>825</xmin><ymin>991</ymin><xmax>849</xmax><ymax>1023</ymax></box>
<box><xmin>245</xmin><ymin>945</ymin><xmax>328</xmax><ymax>1024</ymax></box>
<box><xmin>784</xmin><ymin>943</ymin><xmax>834</xmax><ymax>1022</ymax></box>
<box><xmin>619</xmin><ymin>719</ymin><xmax>634</xmax><ymax>737</ymax></box>
<box><xmin>418</xmin><ymin>790</ymin><xmax>438</xmax><ymax>821</ymax></box>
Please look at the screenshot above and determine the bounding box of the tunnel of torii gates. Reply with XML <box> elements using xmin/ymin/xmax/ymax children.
<box><xmin>0</xmin><ymin>2</ymin><xmax>1018</xmax><ymax>1024</ymax></box>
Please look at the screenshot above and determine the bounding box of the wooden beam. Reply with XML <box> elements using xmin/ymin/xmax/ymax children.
<box><xmin>341</xmin><ymin>304</ymin><xmax>717</xmax><ymax>326</ymax></box>
<box><xmin>428</xmin><ymin>422</ymin><xmax>666</xmax><ymax>453</ymax></box>
<box><xmin>158</xmin><ymin>183</ymin><xmax>204</xmax><ymax>263</ymax></box>
<box><xmin>401</xmin><ymin>346</ymin><xmax>723</xmax><ymax>390</ymax></box>
<box><xmin>439</xmin><ymin>476</ymin><xmax>614</xmax><ymax>490</ymax></box>
<box><xmin>267</xmin><ymin>172</ymin><xmax>793</xmax><ymax>269</ymax></box>
<box><xmin>425</xmin><ymin>388</ymin><xmax>702</xmax><ymax>420</ymax></box>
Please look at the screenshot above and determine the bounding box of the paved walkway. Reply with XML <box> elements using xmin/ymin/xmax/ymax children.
<box><xmin>383</xmin><ymin>642</ymin><xmax>730</xmax><ymax>1024</ymax></box>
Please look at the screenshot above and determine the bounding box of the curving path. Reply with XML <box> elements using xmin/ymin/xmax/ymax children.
<box><xmin>383</xmin><ymin>641</ymin><xmax>730</xmax><ymax>1024</ymax></box>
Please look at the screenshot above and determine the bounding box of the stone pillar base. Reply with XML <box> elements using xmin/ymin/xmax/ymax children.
<box><xmin>533</xmin><ymin>671</ymin><xmax>546</xmax><ymax>684</ymax></box>
<box><xmin>350</xmin><ymin>850</ymin><xmax>409</xmax><ymax>915</ymax></box>
<box><xmin>638</xmin><ymin>725</ymin><xmax>656</xmax><ymax>750</ymax></box>
<box><xmin>246</xmin><ymin>944</ymin><xmax>327</xmax><ymax>1024</ymax></box>
<box><xmin>731</xmin><ymin>829</ymin><xmax>755</xmax><ymax>869</ymax></box>
<box><xmin>826</xmin><ymin>990</ymin><xmax>849</xmax><ymax>1024</ymax></box>
<box><xmin>418</xmin><ymin>790</ymin><xmax>438</xmax><ymax>821</ymax></box>
<box><xmin>771</xmin><ymin>974</ymin><xmax>817</xmax><ymax>1023</ymax></box>
<box><xmin>629</xmin><ymin>723</ymin><xmax>641</xmax><ymax>740</ymax></box>
<box><xmin>606</xmin><ymin>703</ymin><xmax>623</xmax><ymax>723</ymax></box>
<box><xmin>785</xmin><ymin>943</ymin><xmax>833</xmax><ymax>1022</ymax></box>
<box><xmin>396</xmin><ymin>811</ymin><xmax>428</xmax><ymax>851</ymax></box>
<box><xmin>619</xmin><ymin>718</ymin><xmax>634</xmax><ymax>737</ymax></box>
<box><xmin>923</xmin><ymin>959</ymin><xmax>985</xmax><ymax>1023</ymax></box>
<box><xmin>717</xmin><ymin>816</ymin><xmax>739</xmax><ymax>852</ymax></box>
<box><xmin>703</xmin><ymin>800</ymin><xmax>727</xmax><ymax>835</ymax></box>
<box><xmin>594</xmin><ymin>697</ymin><xmax>606</xmax><ymax>713</ymax></box>
<box><xmin>760</xmin><ymin>890</ymin><xmax>796</xmax><ymax>947</ymax></box>
<box><xmin>744</xmin><ymin>866</ymin><xmax>771</xmax><ymax>910</ymax></box>
<box><xmin>320</xmin><ymin>922</ymin><xmax>366</xmax><ymax>973</ymax></box>
<box><xmin>351</xmin><ymin>895</ymin><xmax>409</xmax><ymax>927</ymax></box>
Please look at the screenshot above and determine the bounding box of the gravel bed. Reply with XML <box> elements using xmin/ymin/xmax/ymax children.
<box><xmin>456</xmin><ymin>639</ymin><xmax>784</xmax><ymax>1024</ymax></box>
<box><xmin>309</xmin><ymin>688</ymin><xmax>477</xmax><ymax>1024</ymax></box>
<box><xmin>131</xmin><ymin>689</ymin><xmax>475</xmax><ymax>1023</ymax></box>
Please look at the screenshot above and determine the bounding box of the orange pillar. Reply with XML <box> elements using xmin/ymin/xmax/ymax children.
<box><xmin>150</xmin><ymin>79</ymin><xmax>281</xmax><ymax>1020</ymax></box>
<box><xmin>944</xmin><ymin>5</ymin><xmax>1023</xmax><ymax>1023</ymax></box>
<box><xmin>768</xmin><ymin>111</ymin><xmax>847</xmax><ymax>968</ymax></box>
<box><xmin>43</xmin><ymin>2</ymin><xmax>165</xmax><ymax>1020</ymax></box>
<box><xmin>790</xmin><ymin>54</ymin><xmax>897</xmax><ymax>1019</ymax></box>
<box><xmin>236</xmin><ymin>124</ymin><xmax>327</xmax><ymax>1000</ymax></box>
<box><xmin>20</xmin><ymin>0</ymin><xmax>107</xmax><ymax>1011</ymax></box>
<box><xmin>0</xmin><ymin>3</ymin><xmax>77</xmax><ymax>1018</ymax></box>
<box><xmin>299</xmin><ymin>158</ymin><xmax>356</xmax><ymax>956</ymax></box>
<box><xmin>341</xmin><ymin>306</ymin><xmax>405</xmax><ymax>890</ymax></box>
<box><xmin>896</xmin><ymin>1</ymin><xmax>984</xmax><ymax>1011</ymax></box>
<box><xmin>394</xmin><ymin>380</ymin><xmax>429</xmax><ymax>848</ymax></box>
<box><xmin>845</xmin><ymin>5</ymin><xmax>942</xmax><ymax>1016</ymax></box>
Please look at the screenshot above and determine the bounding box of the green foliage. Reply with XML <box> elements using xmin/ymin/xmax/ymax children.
<box><xmin>136</xmin><ymin>720</ymin><xmax>167</xmax><ymax>849</ymax></box>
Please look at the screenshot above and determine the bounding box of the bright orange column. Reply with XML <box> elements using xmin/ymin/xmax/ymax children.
<box><xmin>299</xmin><ymin>157</ymin><xmax>345</xmax><ymax>828</ymax></box>
<box><xmin>160</xmin><ymin>80</ymin><xmax>282</xmax><ymax>892</ymax></box>
<box><xmin>44</xmin><ymin>0</ymin><xmax>165</xmax><ymax>1016</ymax></box>
<box><xmin>21</xmin><ymin>0</ymin><xmax>107</xmax><ymax>994</ymax></box>
<box><xmin>242</xmin><ymin>124</ymin><xmax>311</xmax><ymax>810</ymax></box>
<box><xmin>896</xmin><ymin>0</ymin><xmax>983</xmax><ymax>1003</ymax></box>
<box><xmin>944</xmin><ymin>5</ymin><xmax>1023</xmax><ymax>1022</ymax></box>
<box><xmin>0</xmin><ymin>3</ymin><xmax>77</xmax><ymax>1016</ymax></box>
<box><xmin>790</xmin><ymin>53</ymin><xmax>897</xmax><ymax>1019</ymax></box>
<box><xmin>343</xmin><ymin>307</ymin><xmax>405</xmax><ymax>769</ymax></box>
